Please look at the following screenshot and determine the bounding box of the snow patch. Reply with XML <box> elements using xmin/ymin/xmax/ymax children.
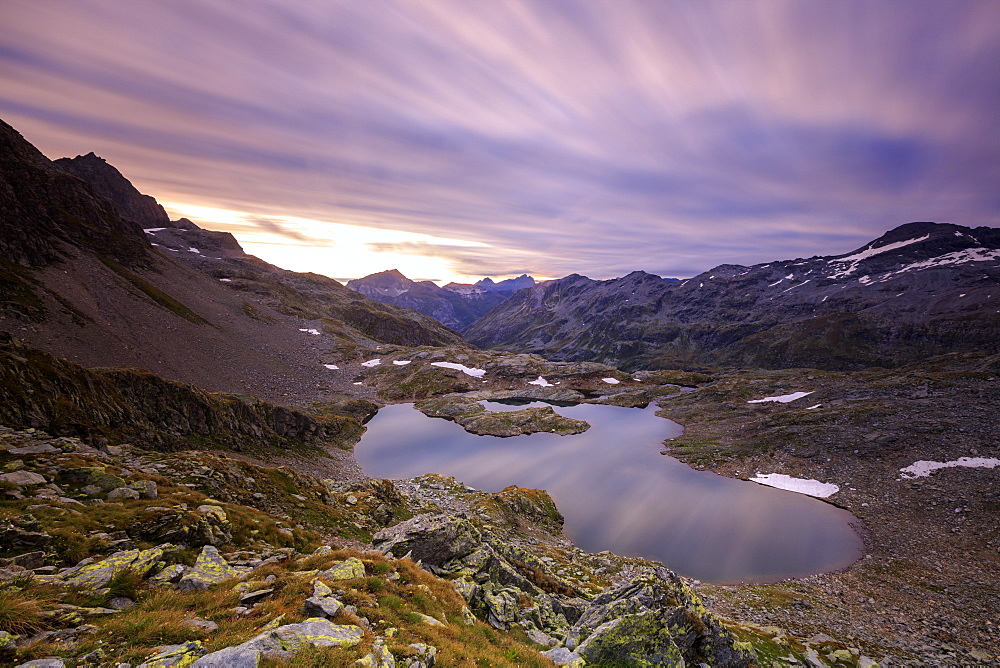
<box><xmin>143</xmin><ymin>228</ymin><xmax>167</xmax><ymax>233</ymax></box>
<box><xmin>748</xmin><ymin>391</ymin><xmax>813</xmax><ymax>404</ymax></box>
<box><xmin>361</xmin><ymin>359</ymin><xmax>381</xmax><ymax>367</ymax></box>
<box><xmin>188</xmin><ymin>247</ymin><xmax>201</xmax><ymax>254</ymax></box>
<box><xmin>887</xmin><ymin>247</ymin><xmax>1000</xmax><ymax>277</ymax></box>
<box><xmin>805</xmin><ymin>404</ymin><xmax>822</xmax><ymax>410</ymax></box>
<box><xmin>781</xmin><ymin>280</ymin><xmax>810</xmax><ymax>293</ymax></box>
<box><xmin>219</xmin><ymin>278</ymin><xmax>232</xmax><ymax>282</ymax></box>
<box><xmin>899</xmin><ymin>457</ymin><xmax>1000</xmax><ymax>479</ymax></box>
<box><xmin>393</xmin><ymin>360</ymin><xmax>412</xmax><ymax>366</ymax></box>
<box><xmin>750</xmin><ymin>473</ymin><xmax>839</xmax><ymax>498</ymax></box>
<box><xmin>828</xmin><ymin>234</ymin><xmax>930</xmax><ymax>278</ymax></box>
<box><xmin>431</xmin><ymin>362</ymin><xmax>486</xmax><ymax>378</ymax></box>
<box><xmin>323</xmin><ymin>364</ymin><xmax>339</xmax><ymax>370</ymax></box>
<box><xmin>298</xmin><ymin>328</ymin><xmax>321</xmax><ymax>335</ymax></box>
<box><xmin>528</xmin><ymin>376</ymin><xmax>553</xmax><ymax>387</ymax></box>
<box><xmin>601</xmin><ymin>378</ymin><xmax>621</xmax><ymax>385</ymax></box>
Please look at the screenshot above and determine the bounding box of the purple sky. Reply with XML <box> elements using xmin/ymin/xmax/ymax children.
<box><xmin>2</xmin><ymin>0</ymin><xmax>999</xmax><ymax>281</ymax></box>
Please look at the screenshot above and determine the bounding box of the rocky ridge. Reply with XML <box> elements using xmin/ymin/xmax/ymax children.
<box><xmin>465</xmin><ymin>221</ymin><xmax>1000</xmax><ymax>370</ymax></box>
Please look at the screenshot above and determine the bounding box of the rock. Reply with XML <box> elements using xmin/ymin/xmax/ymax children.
<box><xmin>8</xmin><ymin>444</ymin><xmax>59</xmax><ymax>455</ymax></box>
<box><xmin>0</xmin><ymin>630</ymin><xmax>17</xmax><ymax>650</ymax></box>
<box><xmin>0</xmin><ymin>519</ymin><xmax>52</xmax><ymax>550</ymax></box>
<box><xmin>239</xmin><ymin>588</ymin><xmax>274</xmax><ymax>605</ymax></box>
<box><xmin>570</xmin><ymin>568</ymin><xmax>754</xmax><ymax>668</ymax></box>
<box><xmin>304</xmin><ymin>595</ymin><xmax>343</xmax><ymax>619</ymax></box>
<box><xmin>318</xmin><ymin>557</ymin><xmax>365</xmax><ymax>580</ymax></box>
<box><xmin>67</xmin><ymin>467</ymin><xmax>127</xmax><ymax>492</ymax></box>
<box><xmin>137</xmin><ymin>640</ymin><xmax>206</xmax><ymax>667</ymax></box>
<box><xmin>61</xmin><ymin>546</ymin><xmax>165</xmax><ymax>589</ymax></box>
<box><xmin>15</xmin><ymin>660</ymin><xmax>65</xmax><ymax>668</ymax></box>
<box><xmin>131</xmin><ymin>479</ymin><xmax>158</xmax><ymax>499</ymax></box>
<box><xmin>312</xmin><ymin>579</ymin><xmax>334</xmax><ymax>597</ymax></box>
<box><xmin>107</xmin><ymin>487</ymin><xmax>141</xmax><ymax>500</ymax></box>
<box><xmin>150</xmin><ymin>564</ymin><xmax>186</xmax><ymax>586</ymax></box>
<box><xmin>108</xmin><ymin>596</ymin><xmax>135</xmax><ymax>610</ymax></box>
<box><xmin>413</xmin><ymin>612</ymin><xmax>445</xmax><ymax>627</ymax></box>
<box><xmin>542</xmin><ymin>647</ymin><xmax>585</xmax><ymax>666</ymax></box>
<box><xmin>0</xmin><ymin>471</ymin><xmax>46</xmax><ymax>486</ymax></box>
<box><xmin>402</xmin><ymin>643</ymin><xmax>437</xmax><ymax>668</ymax></box>
<box><xmin>192</xmin><ymin>618</ymin><xmax>364</xmax><ymax>667</ymax></box>
<box><xmin>527</xmin><ymin>628</ymin><xmax>558</xmax><ymax>647</ymax></box>
<box><xmin>177</xmin><ymin>545</ymin><xmax>240</xmax><ymax>591</ymax></box>
<box><xmin>356</xmin><ymin>639</ymin><xmax>395</xmax><ymax>667</ymax></box>
<box><xmin>185</xmin><ymin>618</ymin><xmax>219</xmax><ymax>633</ymax></box>
<box><xmin>0</xmin><ymin>550</ymin><xmax>47</xmax><ymax>569</ymax></box>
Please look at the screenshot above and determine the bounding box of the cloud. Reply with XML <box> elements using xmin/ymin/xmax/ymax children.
<box><xmin>2</xmin><ymin>0</ymin><xmax>998</xmax><ymax>280</ymax></box>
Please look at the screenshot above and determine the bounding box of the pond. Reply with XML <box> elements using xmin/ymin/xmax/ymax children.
<box><xmin>355</xmin><ymin>401</ymin><xmax>864</xmax><ymax>584</ymax></box>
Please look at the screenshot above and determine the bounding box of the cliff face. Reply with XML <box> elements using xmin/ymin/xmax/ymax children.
<box><xmin>465</xmin><ymin>222</ymin><xmax>1000</xmax><ymax>370</ymax></box>
<box><xmin>0</xmin><ymin>121</ymin><xmax>150</xmax><ymax>269</ymax></box>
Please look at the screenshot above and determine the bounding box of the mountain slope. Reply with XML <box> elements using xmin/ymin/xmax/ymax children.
<box><xmin>465</xmin><ymin>222</ymin><xmax>1000</xmax><ymax>370</ymax></box>
<box><xmin>346</xmin><ymin>269</ymin><xmax>507</xmax><ymax>329</ymax></box>
<box><xmin>0</xmin><ymin>118</ymin><xmax>462</xmax><ymax>403</ymax></box>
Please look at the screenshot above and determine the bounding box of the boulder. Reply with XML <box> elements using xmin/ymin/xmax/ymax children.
<box><xmin>60</xmin><ymin>545</ymin><xmax>165</xmax><ymax>589</ymax></box>
<box><xmin>177</xmin><ymin>545</ymin><xmax>240</xmax><ymax>591</ymax></box>
<box><xmin>131</xmin><ymin>479</ymin><xmax>158</xmax><ymax>499</ymax></box>
<box><xmin>304</xmin><ymin>594</ymin><xmax>343</xmax><ymax>619</ymax></box>
<box><xmin>191</xmin><ymin>618</ymin><xmax>364</xmax><ymax>667</ymax></box>
<box><xmin>0</xmin><ymin>471</ymin><xmax>46</xmax><ymax>486</ymax></box>
<box><xmin>137</xmin><ymin>640</ymin><xmax>206</xmax><ymax>667</ymax></box>
<box><xmin>318</xmin><ymin>557</ymin><xmax>365</xmax><ymax>581</ymax></box>
<box><xmin>107</xmin><ymin>487</ymin><xmax>141</xmax><ymax>500</ymax></box>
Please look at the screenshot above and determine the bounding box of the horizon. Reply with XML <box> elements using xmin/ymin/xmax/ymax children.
<box><xmin>3</xmin><ymin>1</ymin><xmax>999</xmax><ymax>284</ymax></box>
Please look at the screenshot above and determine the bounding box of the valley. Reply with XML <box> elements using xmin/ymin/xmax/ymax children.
<box><xmin>1</xmin><ymin>116</ymin><xmax>998</xmax><ymax>666</ymax></box>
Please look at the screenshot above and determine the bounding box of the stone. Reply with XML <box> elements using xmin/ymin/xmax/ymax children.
<box><xmin>137</xmin><ymin>640</ymin><xmax>206</xmax><ymax>667</ymax></box>
<box><xmin>304</xmin><ymin>595</ymin><xmax>344</xmax><ymax>619</ymax></box>
<box><xmin>15</xmin><ymin>661</ymin><xmax>65</xmax><ymax>668</ymax></box>
<box><xmin>108</xmin><ymin>596</ymin><xmax>135</xmax><ymax>610</ymax></box>
<box><xmin>403</xmin><ymin>643</ymin><xmax>437</xmax><ymax>668</ymax></box>
<box><xmin>0</xmin><ymin>630</ymin><xmax>17</xmax><ymax>649</ymax></box>
<box><xmin>185</xmin><ymin>618</ymin><xmax>219</xmax><ymax>633</ymax></box>
<box><xmin>239</xmin><ymin>588</ymin><xmax>274</xmax><ymax>605</ymax></box>
<box><xmin>312</xmin><ymin>579</ymin><xmax>334</xmax><ymax>597</ymax></box>
<box><xmin>8</xmin><ymin>444</ymin><xmax>59</xmax><ymax>455</ymax></box>
<box><xmin>177</xmin><ymin>545</ymin><xmax>240</xmax><ymax>591</ymax></box>
<box><xmin>61</xmin><ymin>546</ymin><xmax>165</xmax><ymax>589</ymax></box>
<box><xmin>192</xmin><ymin>619</ymin><xmax>364</xmax><ymax>667</ymax></box>
<box><xmin>0</xmin><ymin>471</ymin><xmax>46</xmax><ymax>486</ymax></box>
<box><xmin>150</xmin><ymin>564</ymin><xmax>186</xmax><ymax>586</ymax></box>
<box><xmin>1</xmin><ymin>550</ymin><xmax>47</xmax><ymax>569</ymax></box>
<box><xmin>413</xmin><ymin>612</ymin><xmax>445</xmax><ymax>627</ymax></box>
<box><xmin>542</xmin><ymin>647</ymin><xmax>585</xmax><ymax>667</ymax></box>
<box><xmin>355</xmin><ymin>639</ymin><xmax>395</xmax><ymax>667</ymax></box>
<box><xmin>107</xmin><ymin>487</ymin><xmax>141</xmax><ymax>500</ymax></box>
<box><xmin>131</xmin><ymin>479</ymin><xmax>158</xmax><ymax>499</ymax></box>
<box><xmin>318</xmin><ymin>557</ymin><xmax>365</xmax><ymax>581</ymax></box>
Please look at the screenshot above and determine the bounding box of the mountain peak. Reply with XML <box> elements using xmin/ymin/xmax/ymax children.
<box><xmin>55</xmin><ymin>152</ymin><xmax>170</xmax><ymax>229</ymax></box>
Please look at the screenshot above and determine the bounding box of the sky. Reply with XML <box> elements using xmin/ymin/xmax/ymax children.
<box><xmin>2</xmin><ymin>1</ymin><xmax>999</xmax><ymax>283</ymax></box>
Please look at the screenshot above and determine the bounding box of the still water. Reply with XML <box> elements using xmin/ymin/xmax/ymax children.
<box><xmin>356</xmin><ymin>401</ymin><xmax>864</xmax><ymax>583</ymax></box>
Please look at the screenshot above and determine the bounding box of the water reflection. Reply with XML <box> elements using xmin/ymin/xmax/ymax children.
<box><xmin>356</xmin><ymin>402</ymin><xmax>863</xmax><ymax>583</ymax></box>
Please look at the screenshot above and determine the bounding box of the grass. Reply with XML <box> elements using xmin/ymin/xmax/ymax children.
<box><xmin>0</xmin><ymin>589</ymin><xmax>48</xmax><ymax>635</ymax></box>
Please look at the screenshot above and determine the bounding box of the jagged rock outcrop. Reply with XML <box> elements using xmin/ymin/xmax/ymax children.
<box><xmin>54</xmin><ymin>152</ymin><xmax>170</xmax><ymax>230</ymax></box>
<box><xmin>465</xmin><ymin>222</ymin><xmax>1000</xmax><ymax>370</ymax></box>
<box><xmin>373</xmin><ymin>513</ymin><xmax>751</xmax><ymax>665</ymax></box>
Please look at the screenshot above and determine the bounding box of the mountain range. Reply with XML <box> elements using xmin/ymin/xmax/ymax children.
<box><xmin>346</xmin><ymin>270</ymin><xmax>534</xmax><ymax>329</ymax></box>
<box><xmin>465</xmin><ymin>221</ymin><xmax>1000</xmax><ymax>370</ymax></box>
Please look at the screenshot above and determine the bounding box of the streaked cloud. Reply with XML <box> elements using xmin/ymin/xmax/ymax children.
<box><xmin>2</xmin><ymin>0</ymin><xmax>998</xmax><ymax>281</ymax></box>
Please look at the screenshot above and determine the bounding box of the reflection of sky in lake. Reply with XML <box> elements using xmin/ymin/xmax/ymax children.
<box><xmin>356</xmin><ymin>402</ymin><xmax>863</xmax><ymax>583</ymax></box>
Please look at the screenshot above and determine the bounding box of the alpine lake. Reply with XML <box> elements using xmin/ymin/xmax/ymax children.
<box><xmin>356</xmin><ymin>400</ymin><xmax>864</xmax><ymax>584</ymax></box>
